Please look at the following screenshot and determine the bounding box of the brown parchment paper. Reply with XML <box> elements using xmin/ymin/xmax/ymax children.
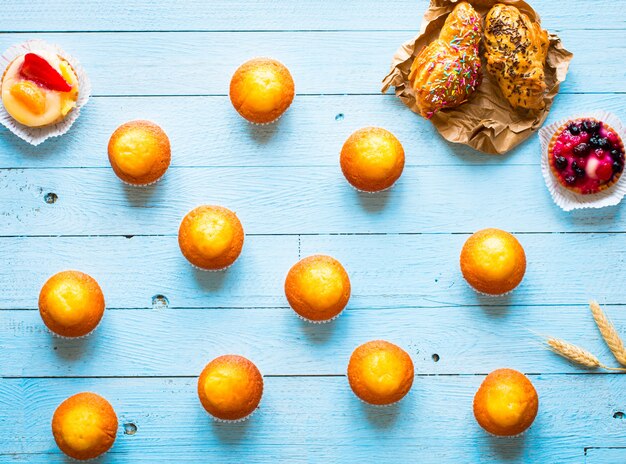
<box><xmin>381</xmin><ymin>0</ymin><xmax>574</xmax><ymax>154</ymax></box>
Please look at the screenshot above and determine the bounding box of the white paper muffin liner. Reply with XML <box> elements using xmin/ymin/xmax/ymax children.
<box><xmin>205</xmin><ymin>406</ymin><xmax>259</xmax><ymax>423</ymax></box>
<box><xmin>540</xmin><ymin>110</ymin><xmax>626</xmax><ymax>211</ymax></box>
<box><xmin>47</xmin><ymin>316</ymin><xmax>102</xmax><ymax>340</ymax></box>
<box><xmin>293</xmin><ymin>305</ymin><xmax>345</xmax><ymax>324</ymax></box>
<box><xmin>190</xmin><ymin>261</ymin><xmax>235</xmax><ymax>272</ymax></box>
<box><xmin>118</xmin><ymin>172</ymin><xmax>165</xmax><ymax>188</ymax></box>
<box><xmin>0</xmin><ymin>39</ymin><xmax>91</xmax><ymax>145</ymax></box>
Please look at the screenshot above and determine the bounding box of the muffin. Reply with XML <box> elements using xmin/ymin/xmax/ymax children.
<box><xmin>473</xmin><ymin>368</ymin><xmax>538</xmax><ymax>437</ymax></box>
<box><xmin>549</xmin><ymin>118</ymin><xmax>625</xmax><ymax>194</ymax></box>
<box><xmin>178</xmin><ymin>205</ymin><xmax>244</xmax><ymax>271</ymax></box>
<box><xmin>52</xmin><ymin>392</ymin><xmax>117</xmax><ymax>461</ymax></box>
<box><xmin>1</xmin><ymin>52</ymin><xmax>79</xmax><ymax>127</ymax></box>
<box><xmin>108</xmin><ymin>120</ymin><xmax>171</xmax><ymax>186</ymax></box>
<box><xmin>38</xmin><ymin>270</ymin><xmax>105</xmax><ymax>338</ymax></box>
<box><xmin>460</xmin><ymin>228</ymin><xmax>526</xmax><ymax>296</ymax></box>
<box><xmin>340</xmin><ymin>127</ymin><xmax>405</xmax><ymax>192</ymax></box>
<box><xmin>347</xmin><ymin>340</ymin><xmax>414</xmax><ymax>406</ymax></box>
<box><xmin>229</xmin><ymin>58</ymin><xmax>295</xmax><ymax>124</ymax></box>
<box><xmin>284</xmin><ymin>255</ymin><xmax>351</xmax><ymax>322</ymax></box>
<box><xmin>197</xmin><ymin>355</ymin><xmax>263</xmax><ymax>422</ymax></box>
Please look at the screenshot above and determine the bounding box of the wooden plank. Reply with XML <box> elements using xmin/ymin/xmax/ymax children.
<box><xmin>0</xmin><ymin>30</ymin><xmax>621</xmax><ymax>95</ymax></box>
<box><xmin>1</xmin><ymin>166</ymin><xmax>626</xmax><ymax>235</ymax></box>
<box><xmin>0</xmin><ymin>375</ymin><xmax>623</xmax><ymax>462</ymax></box>
<box><xmin>2</xmin><ymin>0</ymin><xmax>622</xmax><ymax>32</ymax></box>
<box><xmin>3</xmin><ymin>303</ymin><xmax>626</xmax><ymax>377</ymax></box>
<box><xmin>586</xmin><ymin>448</ymin><xmax>626</xmax><ymax>463</ymax></box>
<box><xmin>1</xmin><ymin>233</ymin><xmax>625</xmax><ymax>310</ymax></box>
<box><xmin>1</xmin><ymin>93</ymin><xmax>625</xmax><ymax>169</ymax></box>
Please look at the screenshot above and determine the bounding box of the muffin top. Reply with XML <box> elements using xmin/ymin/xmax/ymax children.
<box><xmin>460</xmin><ymin>228</ymin><xmax>526</xmax><ymax>295</ymax></box>
<box><xmin>347</xmin><ymin>340</ymin><xmax>414</xmax><ymax>405</ymax></box>
<box><xmin>340</xmin><ymin>127</ymin><xmax>405</xmax><ymax>192</ymax></box>
<box><xmin>473</xmin><ymin>368</ymin><xmax>538</xmax><ymax>436</ymax></box>
<box><xmin>2</xmin><ymin>51</ymin><xmax>79</xmax><ymax>127</ymax></box>
<box><xmin>284</xmin><ymin>254</ymin><xmax>351</xmax><ymax>322</ymax></box>
<box><xmin>229</xmin><ymin>58</ymin><xmax>295</xmax><ymax>124</ymax></box>
<box><xmin>52</xmin><ymin>392</ymin><xmax>117</xmax><ymax>461</ymax></box>
<box><xmin>178</xmin><ymin>205</ymin><xmax>244</xmax><ymax>270</ymax></box>
<box><xmin>108</xmin><ymin>120</ymin><xmax>171</xmax><ymax>185</ymax></box>
<box><xmin>197</xmin><ymin>355</ymin><xmax>264</xmax><ymax>421</ymax></box>
<box><xmin>38</xmin><ymin>270</ymin><xmax>105</xmax><ymax>338</ymax></box>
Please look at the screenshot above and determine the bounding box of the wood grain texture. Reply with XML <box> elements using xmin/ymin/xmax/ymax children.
<box><xmin>3</xmin><ymin>0</ymin><xmax>623</xmax><ymax>31</ymax></box>
<box><xmin>1</xmin><ymin>93</ymin><xmax>625</xmax><ymax>169</ymax></box>
<box><xmin>2</xmin><ymin>166</ymin><xmax>626</xmax><ymax>236</ymax></box>
<box><xmin>0</xmin><ymin>233</ymin><xmax>625</xmax><ymax>310</ymax></box>
<box><xmin>0</xmin><ymin>30</ymin><xmax>621</xmax><ymax>96</ymax></box>
<box><xmin>1</xmin><ymin>375</ymin><xmax>625</xmax><ymax>462</ymax></box>
<box><xmin>3</xmin><ymin>304</ymin><xmax>626</xmax><ymax>377</ymax></box>
<box><xmin>1</xmin><ymin>0</ymin><xmax>626</xmax><ymax>462</ymax></box>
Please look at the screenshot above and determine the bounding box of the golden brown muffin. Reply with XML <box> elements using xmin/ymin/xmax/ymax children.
<box><xmin>340</xmin><ymin>127</ymin><xmax>405</xmax><ymax>192</ymax></box>
<box><xmin>484</xmin><ymin>4</ymin><xmax>549</xmax><ymax>111</ymax></box>
<box><xmin>38</xmin><ymin>270</ymin><xmax>105</xmax><ymax>338</ymax></box>
<box><xmin>460</xmin><ymin>228</ymin><xmax>526</xmax><ymax>295</ymax></box>
<box><xmin>229</xmin><ymin>58</ymin><xmax>295</xmax><ymax>124</ymax></box>
<box><xmin>52</xmin><ymin>392</ymin><xmax>118</xmax><ymax>460</ymax></box>
<box><xmin>1</xmin><ymin>51</ymin><xmax>79</xmax><ymax>127</ymax></box>
<box><xmin>473</xmin><ymin>368</ymin><xmax>538</xmax><ymax>436</ymax></box>
<box><xmin>178</xmin><ymin>205</ymin><xmax>244</xmax><ymax>271</ymax></box>
<box><xmin>197</xmin><ymin>355</ymin><xmax>264</xmax><ymax>421</ymax></box>
<box><xmin>108</xmin><ymin>120</ymin><xmax>171</xmax><ymax>186</ymax></box>
<box><xmin>284</xmin><ymin>255</ymin><xmax>351</xmax><ymax>322</ymax></box>
<box><xmin>408</xmin><ymin>2</ymin><xmax>482</xmax><ymax>118</ymax></box>
<box><xmin>347</xmin><ymin>340</ymin><xmax>414</xmax><ymax>406</ymax></box>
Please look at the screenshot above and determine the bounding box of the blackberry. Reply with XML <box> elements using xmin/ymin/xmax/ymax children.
<box><xmin>555</xmin><ymin>156</ymin><xmax>567</xmax><ymax>170</ymax></box>
<box><xmin>583</xmin><ymin>120</ymin><xmax>600</xmax><ymax>133</ymax></box>
<box><xmin>598</xmin><ymin>137</ymin><xmax>610</xmax><ymax>149</ymax></box>
<box><xmin>613</xmin><ymin>161</ymin><xmax>623</xmax><ymax>173</ymax></box>
<box><xmin>611</xmin><ymin>149</ymin><xmax>624</xmax><ymax>161</ymax></box>
<box><xmin>573</xmin><ymin>143</ymin><xmax>590</xmax><ymax>156</ymax></box>
<box><xmin>568</xmin><ymin>124</ymin><xmax>580</xmax><ymax>135</ymax></box>
<box><xmin>572</xmin><ymin>161</ymin><xmax>585</xmax><ymax>177</ymax></box>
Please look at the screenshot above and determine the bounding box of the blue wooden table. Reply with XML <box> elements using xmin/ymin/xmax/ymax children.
<box><xmin>1</xmin><ymin>1</ymin><xmax>626</xmax><ymax>462</ymax></box>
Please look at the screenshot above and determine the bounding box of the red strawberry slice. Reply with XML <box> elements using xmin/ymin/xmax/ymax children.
<box><xmin>19</xmin><ymin>53</ymin><xmax>72</xmax><ymax>92</ymax></box>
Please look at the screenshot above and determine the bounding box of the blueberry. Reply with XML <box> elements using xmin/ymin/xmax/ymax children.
<box><xmin>598</xmin><ymin>137</ymin><xmax>610</xmax><ymax>149</ymax></box>
<box><xmin>572</xmin><ymin>161</ymin><xmax>585</xmax><ymax>177</ymax></box>
<box><xmin>565</xmin><ymin>175</ymin><xmax>577</xmax><ymax>184</ymax></box>
<box><xmin>555</xmin><ymin>156</ymin><xmax>568</xmax><ymax>170</ymax></box>
<box><xmin>573</xmin><ymin>143</ymin><xmax>590</xmax><ymax>156</ymax></box>
<box><xmin>583</xmin><ymin>120</ymin><xmax>600</xmax><ymax>133</ymax></box>
<box><xmin>613</xmin><ymin>161</ymin><xmax>623</xmax><ymax>173</ymax></box>
<box><xmin>611</xmin><ymin>149</ymin><xmax>624</xmax><ymax>161</ymax></box>
<box><xmin>589</xmin><ymin>136</ymin><xmax>601</xmax><ymax>147</ymax></box>
<box><xmin>568</xmin><ymin>124</ymin><xmax>580</xmax><ymax>135</ymax></box>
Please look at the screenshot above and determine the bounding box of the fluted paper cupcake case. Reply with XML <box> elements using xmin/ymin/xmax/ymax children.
<box><xmin>205</xmin><ymin>406</ymin><xmax>259</xmax><ymax>423</ymax></box>
<box><xmin>190</xmin><ymin>261</ymin><xmax>236</xmax><ymax>273</ymax></box>
<box><xmin>118</xmin><ymin>172</ymin><xmax>166</xmax><ymax>188</ymax></box>
<box><xmin>293</xmin><ymin>305</ymin><xmax>346</xmax><ymax>324</ymax></box>
<box><xmin>47</xmin><ymin>321</ymin><xmax>100</xmax><ymax>340</ymax></box>
<box><xmin>539</xmin><ymin>110</ymin><xmax>626</xmax><ymax>211</ymax></box>
<box><xmin>0</xmin><ymin>40</ymin><xmax>92</xmax><ymax>145</ymax></box>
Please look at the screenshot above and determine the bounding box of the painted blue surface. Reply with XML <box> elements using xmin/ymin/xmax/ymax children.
<box><xmin>1</xmin><ymin>1</ymin><xmax>626</xmax><ymax>463</ymax></box>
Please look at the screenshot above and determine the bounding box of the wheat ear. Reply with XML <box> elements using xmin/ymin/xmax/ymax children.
<box><xmin>589</xmin><ymin>301</ymin><xmax>626</xmax><ymax>366</ymax></box>
<box><xmin>547</xmin><ymin>338</ymin><xmax>626</xmax><ymax>372</ymax></box>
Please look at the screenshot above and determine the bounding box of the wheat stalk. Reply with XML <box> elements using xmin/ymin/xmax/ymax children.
<box><xmin>589</xmin><ymin>301</ymin><xmax>626</xmax><ymax>366</ymax></box>
<box><xmin>547</xmin><ymin>337</ymin><xmax>626</xmax><ymax>372</ymax></box>
<box><xmin>547</xmin><ymin>338</ymin><xmax>602</xmax><ymax>368</ymax></box>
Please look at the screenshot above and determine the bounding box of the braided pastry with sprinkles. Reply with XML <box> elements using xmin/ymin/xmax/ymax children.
<box><xmin>408</xmin><ymin>2</ymin><xmax>482</xmax><ymax>119</ymax></box>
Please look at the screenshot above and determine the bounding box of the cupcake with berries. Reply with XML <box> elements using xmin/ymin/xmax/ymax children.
<box><xmin>540</xmin><ymin>113</ymin><xmax>626</xmax><ymax>210</ymax></box>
